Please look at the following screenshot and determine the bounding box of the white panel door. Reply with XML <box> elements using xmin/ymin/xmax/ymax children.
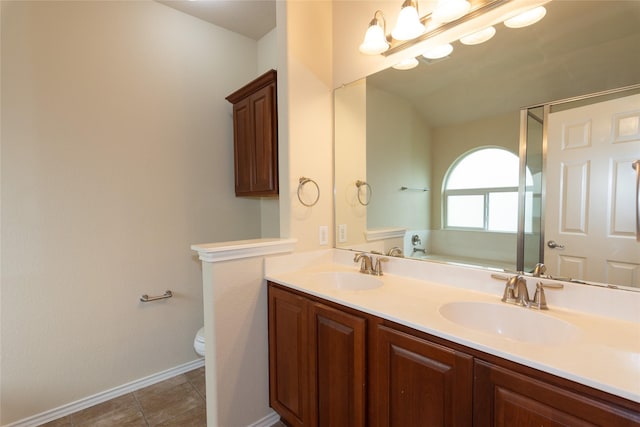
<box><xmin>546</xmin><ymin>94</ymin><xmax>640</xmax><ymax>287</ymax></box>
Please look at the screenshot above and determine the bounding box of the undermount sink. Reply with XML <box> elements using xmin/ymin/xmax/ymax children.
<box><xmin>439</xmin><ymin>301</ymin><xmax>579</xmax><ymax>345</ymax></box>
<box><xmin>308</xmin><ymin>271</ymin><xmax>383</xmax><ymax>291</ymax></box>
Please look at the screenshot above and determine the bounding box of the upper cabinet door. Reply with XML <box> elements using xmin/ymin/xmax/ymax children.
<box><xmin>227</xmin><ymin>70</ymin><xmax>278</xmax><ymax>197</ymax></box>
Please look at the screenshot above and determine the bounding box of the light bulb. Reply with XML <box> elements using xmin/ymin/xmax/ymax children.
<box><xmin>391</xmin><ymin>2</ymin><xmax>425</xmax><ymax>41</ymax></box>
<box><xmin>359</xmin><ymin>23</ymin><xmax>389</xmax><ymax>55</ymax></box>
<box><xmin>460</xmin><ymin>26</ymin><xmax>496</xmax><ymax>45</ymax></box>
<box><xmin>422</xmin><ymin>43</ymin><xmax>453</xmax><ymax>59</ymax></box>
<box><xmin>432</xmin><ymin>0</ymin><xmax>471</xmax><ymax>23</ymax></box>
<box><xmin>504</xmin><ymin>6</ymin><xmax>547</xmax><ymax>28</ymax></box>
<box><xmin>393</xmin><ymin>57</ymin><xmax>419</xmax><ymax>70</ymax></box>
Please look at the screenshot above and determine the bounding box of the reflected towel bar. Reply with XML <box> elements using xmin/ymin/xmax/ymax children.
<box><xmin>140</xmin><ymin>290</ymin><xmax>173</xmax><ymax>302</ymax></box>
<box><xmin>400</xmin><ymin>186</ymin><xmax>429</xmax><ymax>192</ymax></box>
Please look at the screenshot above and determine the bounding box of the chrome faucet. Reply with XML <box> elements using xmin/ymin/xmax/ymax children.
<box><xmin>501</xmin><ymin>275</ymin><xmax>530</xmax><ymax>307</ymax></box>
<box><xmin>354</xmin><ymin>253</ymin><xmax>373</xmax><ymax>274</ymax></box>
<box><xmin>354</xmin><ymin>253</ymin><xmax>387</xmax><ymax>275</ymax></box>
<box><xmin>499</xmin><ymin>274</ymin><xmax>563</xmax><ymax>310</ymax></box>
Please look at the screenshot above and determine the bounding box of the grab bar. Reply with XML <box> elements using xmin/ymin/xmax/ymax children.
<box><xmin>634</xmin><ymin>160</ymin><xmax>640</xmax><ymax>242</ymax></box>
<box><xmin>140</xmin><ymin>290</ymin><xmax>173</xmax><ymax>302</ymax></box>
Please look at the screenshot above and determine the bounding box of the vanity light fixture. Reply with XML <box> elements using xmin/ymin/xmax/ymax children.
<box><xmin>359</xmin><ymin>0</ymin><xmax>549</xmax><ymax>58</ymax></box>
<box><xmin>460</xmin><ymin>26</ymin><xmax>496</xmax><ymax>45</ymax></box>
<box><xmin>391</xmin><ymin>0</ymin><xmax>425</xmax><ymax>41</ymax></box>
<box><xmin>422</xmin><ymin>43</ymin><xmax>454</xmax><ymax>59</ymax></box>
<box><xmin>393</xmin><ymin>57</ymin><xmax>419</xmax><ymax>70</ymax></box>
<box><xmin>359</xmin><ymin>10</ymin><xmax>390</xmax><ymax>55</ymax></box>
<box><xmin>503</xmin><ymin>5</ymin><xmax>547</xmax><ymax>28</ymax></box>
<box><xmin>432</xmin><ymin>0</ymin><xmax>471</xmax><ymax>24</ymax></box>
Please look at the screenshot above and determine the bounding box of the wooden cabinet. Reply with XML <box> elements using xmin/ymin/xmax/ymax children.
<box><xmin>267</xmin><ymin>282</ymin><xmax>640</xmax><ymax>427</ymax></box>
<box><xmin>474</xmin><ymin>360</ymin><xmax>640</xmax><ymax>427</ymax></box>
<box><xmin>268</xmin><ymin>285</ymin><xmax>308</xmax><ymax>427</ymax></box>
<box><xmin>268</xmin><ymin>284</ymin><xmax>366</xmax><ymax>427</ymax></box>
<box><xmin>375</xmin><ymin>325</ymin><xmax>473</xmax><ymax>427</ymax></box>
<box><xmin>309</xmin><ymin>302</ymin><xmax>366</xmax><ymax>427</ymax></box>
<box><xmin>226</xmin><ymin>70</ymin><xmax>278</xmax><ymax>197</ymax></box>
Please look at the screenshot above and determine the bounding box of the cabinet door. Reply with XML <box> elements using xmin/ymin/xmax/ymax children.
<box><xmin>249</xmin><ymin>83</ymin><xmax>278</xmax><ymax>194</ymax></box>
<box><xmin>309</xmin><ymin>302</ymin><xmax>366</xmax><ymax>427</ymax></box>
<box><xmin>375</xmin><ymin>325</ymin><xmax>473</xmax><ymax>427</ymax></box>
<box><xmin>474</xmin><ymin>360</ymin><xmax>640</xmax><ymax>427</ymax></box>
<box><xmin>268</xmin><ymin>286</ymin><xmax>309</xmax><ymax>427</ymax></box>
<box><xmin>232</xmin><ymin>97</ymin><xmax>254</xmax><ymax>194</ymax></box>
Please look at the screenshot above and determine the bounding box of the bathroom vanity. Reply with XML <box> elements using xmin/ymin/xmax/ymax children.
<box><xmin>265</xmin><ymin>250</ymin><xmax>640</xmax><ymax>427</ymax></box>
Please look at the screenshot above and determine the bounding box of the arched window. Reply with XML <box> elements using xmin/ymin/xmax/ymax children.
<box><xmin>443</xmin><ymin>147</ymin><xmax>532</xmax><ymax>232</ymax></box>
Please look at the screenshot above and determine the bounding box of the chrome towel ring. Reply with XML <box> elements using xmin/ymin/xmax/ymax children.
<box><xmin>297</xmin><ymin>177</ymin><xmax>320</xmax><ymax>207</ymax></box>
<box><xmin>356</xmin><ymin>180</ymin><xmax>372</xmax><ymax>206</ymax></box>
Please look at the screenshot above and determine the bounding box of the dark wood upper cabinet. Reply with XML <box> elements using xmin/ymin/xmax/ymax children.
<box><xmin>226</xmin><ymin>70</ymin><xmax>278</xmax><ymax>197</ymax></box>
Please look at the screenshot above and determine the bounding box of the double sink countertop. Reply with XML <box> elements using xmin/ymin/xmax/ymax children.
<box><xmin>265</xmin><ymin>249</ymin><xmax>640</xmax><ymax>403</ymax></box>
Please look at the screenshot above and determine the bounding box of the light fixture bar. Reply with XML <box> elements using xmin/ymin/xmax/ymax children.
<box><xmin>383</xmin><ymin>0</ymin><xmax>509</xmax><ymax>56</ymax></box>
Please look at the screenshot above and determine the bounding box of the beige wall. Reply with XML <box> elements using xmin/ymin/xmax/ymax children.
<box><xmin>334</xmin><ymin>79</ymin><xmax>367</xmax><ymax>247</ymax></box>
<box><xmin>367</xmin><ymin>84</ymin><xmax>431</xmax><ymax>231</ymax></box>
<box><xmin>279</xmin><ymin>0</ymin><xmax>334</xmax><ymax>251</ymax></box>
<box><xmin>0</xmin><ymin>1</ymin><xmax>269</xmax><ymax>424</ymax></box>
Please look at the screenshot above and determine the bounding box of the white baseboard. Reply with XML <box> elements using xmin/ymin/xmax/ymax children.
<box><xmin>248</xmin><ymin>411</ymin><xmax>281</xmax><ymax>427</ymax></box>
<box><xmin>4</xmin><ymin>358</ymin><xmax>205</xmax><ymax>427</ymax></box>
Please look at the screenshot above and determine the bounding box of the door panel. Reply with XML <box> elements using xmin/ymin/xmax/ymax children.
<box><xmin>309</xmin><ymin>302</ymin><xmax>366</xmax><ymax>427</ymax></box>
<box><xmin>546</xmin><ymin>94</ymin><xmax>640</xmax><ymax>287</ymax></box>
<box><xmin>375</xmin><ymin>325</ymin><xmax>473</xmax><ymax>427</ymax></box>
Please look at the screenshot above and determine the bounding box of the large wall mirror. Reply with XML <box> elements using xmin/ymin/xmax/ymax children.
<box><xmin>334</xmin><ymin>0</ymin><xmax>640</xmax><ymax>290</ymax></box>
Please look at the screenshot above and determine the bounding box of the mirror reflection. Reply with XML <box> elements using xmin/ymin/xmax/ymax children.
<box><xmin>334</xmin><ymin>0</ymin><xmax>640</xmax><ymax>290</ymax></box>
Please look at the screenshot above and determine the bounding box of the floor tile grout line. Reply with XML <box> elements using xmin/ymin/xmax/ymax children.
<box><xmin>131</xmin><ymin>391</ymin><xmax>150</xmax><ymax>427</ymax></box>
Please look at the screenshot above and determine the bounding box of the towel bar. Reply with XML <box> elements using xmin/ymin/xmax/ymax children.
<box><xmin>140</xmin><ymin>290</ymin><xmax>173</xmax><ymax>302</ymax></box>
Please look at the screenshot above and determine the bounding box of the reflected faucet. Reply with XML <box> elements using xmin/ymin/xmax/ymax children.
<box><xmin>387</xmin><ymin>247</ymin><xmax>403</xmax><ymax>257</ymax></box>
<box><xmin>532</xmin><ymin>263</ymin><xmax>547</xmax><ymax>277</ymax></box>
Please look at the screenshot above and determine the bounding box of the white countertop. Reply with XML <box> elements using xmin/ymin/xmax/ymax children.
<box><xmin>265</xmin><ymin>249</ymin><xmax>640</xmax><ymax>403</ymax></box>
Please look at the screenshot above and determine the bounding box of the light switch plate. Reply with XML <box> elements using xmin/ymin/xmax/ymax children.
<box><xmin>338</xmin><ymin>224</ymin><xmax>347</xmax><ymax>243</ymax></box>
<box><xmin>319</xmin><ymin>225</ymin><xmax>329</xmax><ymax>245</ymax></box>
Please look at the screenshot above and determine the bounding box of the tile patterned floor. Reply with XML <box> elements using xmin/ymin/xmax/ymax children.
<box><xmin>40</xmin><ymin>367</ymin><xmax>207</xmax><ymax>427</ymax></box>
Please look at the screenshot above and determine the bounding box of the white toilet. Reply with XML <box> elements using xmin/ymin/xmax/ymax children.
<box><xmin>194</xmin><ymin>327</ymin><xmax>205</xmax><ymax>357</ymax></box>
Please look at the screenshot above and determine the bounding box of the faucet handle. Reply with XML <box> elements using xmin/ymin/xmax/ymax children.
<box><xmin>531</xmin><ymin>281</ymin><xmax>564</xmax><ymax>310</ymax></box>
<box><xmin>373</xmin><ymin>257</ymin><xmax>388</xmax><ymax>276</ymax></box>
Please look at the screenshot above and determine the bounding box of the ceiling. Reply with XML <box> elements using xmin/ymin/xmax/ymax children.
<box><xmin>157</xmin><ymin>0</ymin><xmax>276</xmax><ymax>40</ymax></box>
<box><xmin>367</xmin><ymin>1</ymin><xmax>640</xmax><ymax>127</ymax></box>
